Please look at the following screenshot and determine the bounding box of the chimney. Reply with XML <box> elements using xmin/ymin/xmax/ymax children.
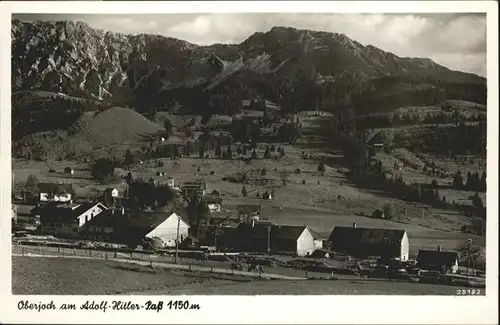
<box><xmin>352</xmin><ymin>222</ymin><xmax>356</xmax><ymax>228</ymax></box>
<box><xmin>251</xmin><ymin>219</ymin><xmax>255</xmax><ymax>228</ymax></box>
<box><xmin>121</xmin><ymin>207</ymin><xmax>125</xmax><ymax>215</ymax></box>
<box><xmin>437</xmin><ymin>245</ymin><xmax>441</xmax><ymax>252</ymax></box>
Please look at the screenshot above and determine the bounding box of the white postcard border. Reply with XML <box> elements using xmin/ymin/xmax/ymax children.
<box><xmin>0</xmin><ymin>1</ymin><xmax>498</xmax><ymax>324</ymax></box>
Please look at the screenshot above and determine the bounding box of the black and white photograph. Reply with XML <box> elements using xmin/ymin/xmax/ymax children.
<box><xmin>0</xmin><ymin>1</ymin><xmax>498</xmax><ymax>324</ymax></box>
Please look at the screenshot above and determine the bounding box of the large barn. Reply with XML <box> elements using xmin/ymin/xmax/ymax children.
<box><xmin>85</xmin><ymin>211</ymin><xmax>190</xmax><ymax>247</ymax></box>
<box><xmin>328</xmin><ymin>225</ymin><xmax>409</xmax><ymax>261</ymax></box>
<box><xmin>232</xmin><ymin>222</ymin><xmax>323</xmax><ymax>256</ymax></box>
<box><xmin>417</xmin><ymin>249</ymin><xmax>459</xmax><ymax>274</ymax></box>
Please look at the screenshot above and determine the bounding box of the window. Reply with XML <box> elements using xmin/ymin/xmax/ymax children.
<box><xmin>73</xmin><ymin>228</ymin><xmax>78</xmax><ymax>233</ymax></box>
<box><xmin>55</xmin><ymin>223</ymin><xmax>62</xmax><ymax>229</ymax></box>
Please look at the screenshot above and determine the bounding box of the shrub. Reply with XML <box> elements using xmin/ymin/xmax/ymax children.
<box><xmin>91</xmin><ymin>158</ymin><xmax>115</xmax><ymax>184</ymax></box>
<box><xmin>261</xmin><ymin>168</ymin><xmax>267</xmax><ymax>177</ymax></box>
<box><xmin>263</xmin><ymin>147</ymin><xmax>271</xmax><ymax>159</ymax></box>
<box><xmin>318</xmin><ymin>161</ymin><xmax>326</xmax><ymax>173</ymax></box>
<box><xmin>215</xmin><ymin>144</ymin><xmax>222</xmax><ymax>157</ymax></box>
<box><xmin>25</xmin><ymin>174</ymin><xmax>39</xmax><ymax>191</ymax></box>
<box><xmin>383</xmin><ymin>203</ymin><xmax>395</xmax><ymax>220</ymax></box>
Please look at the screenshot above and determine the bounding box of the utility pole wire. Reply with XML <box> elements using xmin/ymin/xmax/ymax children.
<box><xmin>174</xmin><ymin>215</ymin><xmax>180</xmax><ymax>264</ymax></box>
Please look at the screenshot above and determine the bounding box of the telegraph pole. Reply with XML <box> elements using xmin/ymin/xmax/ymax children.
<box><xmin>466</xmin><ymin>239</ymin><xmax>472</xmax><ymax>280</ymax></box>
<box><xmin>214</xmin><ymin>226</ymin><xmax>218</xmax><ymax>252</ymax></box>
<box><xmin>267</xmin><ymin>226</ymin><xmax>271</xmax><ymax>255</ymax></box>
<box><xmin>174</xmin><ymin>215</ymin><xmax>180</xmax><ymax>264</ymax></box>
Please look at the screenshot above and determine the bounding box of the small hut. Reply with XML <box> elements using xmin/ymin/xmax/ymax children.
<box><xmin>64</xmin><ymin>167</ymin><xmax>74</xmax><ymax>175</ymax></box>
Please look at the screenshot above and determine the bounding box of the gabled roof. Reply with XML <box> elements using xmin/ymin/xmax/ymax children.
<box><xmin>87</xmin><ymin>211</ymin><xmax>189</xmax><ymax>230</ymax></box>
<box><xmin>38</xmin><ymin>183</ymin><xmax>73</xmax><ymax>195</ymax></box>
<box><xmin>235</xmin><ymin>223</ymin><xmax>308</xmax><ymax>241</ymax></box>
<box><xmin>328</xmin><ymin>226</ymin><xmax>407</xmax><ymax>258</ymax></box>
<box><xmin>307</xmin><ymin>227</ymin><xmax>325</xmax><ymax>240</ymax></box>
<box><xmin>39</xmin><ymin>202</ymin><xmax>108</xmax><ymax>222</ymax></box>
<box><xmin>329</xmin><ymin>226</ymin><xmax>406</xmax><ymax>245</ymax></box>
<box><xmin>366</xmin><ymin>131</ymin><xmax>388</xmax><ymax>145</ymax></box>
<box><xmin>417</xmin><ymin>250</ymin><xmax>459</xmax><ymax>267</ymax></box>
<box><xmin>126</xmin><ymin>211</ymin><xmax>179</xmax><ymax>228</ymax></box>
<box><xmin>202</xmin><ymin>195</ymin><xmax>222</xmax><ymax>204</ymax></box>
<box><xmin>15</xmin><ymin>204</ymin><xmax>37</xmax><ymax>216</ymax></box>
<box><xmin>182</xmin><ymin>179</ymin><xmax>207</xmax><ymax>190</ymax></box>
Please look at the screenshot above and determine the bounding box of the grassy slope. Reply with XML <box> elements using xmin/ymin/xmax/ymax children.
<box><xmin>14</xmin><ymin>107</ymin><xmax>166</xmax><ymax>160</ymax></box>
<box><xmin>12</xmin><ymin>256</ymin><xmax>228</xmax><ymax>295</ymax></box>
<box><xmin>12</xmin><ymin>256</ymin><xmax>472</xmax><ymax>295</ymax></box>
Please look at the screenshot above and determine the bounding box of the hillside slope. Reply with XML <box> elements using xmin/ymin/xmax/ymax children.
<box><xmin>13</xmin><ymin>107</ymin><xmax>165</xmax><ymax>160</ymax></box>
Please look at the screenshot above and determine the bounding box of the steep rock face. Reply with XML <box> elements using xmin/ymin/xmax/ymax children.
<box><xmin>11</xmin><ymin>19</ymin><xmax>215</xmax><ymax>101</ymax></box>
<box><xmin>12</xmin><ymin>20</ymin><xmax>485</xmax><ymax>110</ymax></box>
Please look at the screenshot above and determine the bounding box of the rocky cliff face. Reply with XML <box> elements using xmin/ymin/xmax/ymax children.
<box><xmin>12</xmin><ymin>20</ymin><xmax>486</xmax><ymax>108</ymax></box>
<box><xmin>12</xmin><ymin>19</ymin><xmax>210</xmax><ymax>100</ymax></box>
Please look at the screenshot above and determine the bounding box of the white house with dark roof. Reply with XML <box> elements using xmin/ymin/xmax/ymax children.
<box><xmin>233</xmin><ymin>222</ymin><xmax>321</xmax><ymax>256</ymax></box>
<box><xmin>144</xmin><ymin>212</ymin><xmax>190</xmax><ymax>247</ymax></box>
<box><xmin>38</xmin><ymin>183</ymin><xmax>73</xmax><ymax>203</ymax></box>
<box><xmin>39</xmin><ymin>202</ymin><xmax>108</xmax><ymax>237</ymax></box>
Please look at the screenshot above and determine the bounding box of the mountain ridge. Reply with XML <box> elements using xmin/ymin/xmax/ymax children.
<box><xmin>12</xmin><ymin>19</ymin><xmax>486</xmax><ymax>123</ymax></box>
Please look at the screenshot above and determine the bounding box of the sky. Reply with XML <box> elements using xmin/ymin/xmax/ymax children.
<box><xmin>13</xmin><ymin>13</ymin><xmax>487</xmax><ymax>77</ymax></box>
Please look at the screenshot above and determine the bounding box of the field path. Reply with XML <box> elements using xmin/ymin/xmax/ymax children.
<box><xmin>12</xmin><ymin>254</ymin><xmax>306</xmax><ymax>280</ymax></box>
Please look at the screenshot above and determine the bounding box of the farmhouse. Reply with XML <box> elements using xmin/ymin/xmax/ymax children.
<box><xmin>231</xmin><ymin>223</ymin><xmax>322</xmax><ymax>256</ymax></box>
<box><xmin>38</xmin><ymin>182</ymin><xmax>74</xmax><ymax>203</ymax></box>
<box><xmin>115</xmin><ymin>212</ymin><xmax>190</xmax><ymax>247</ymax></box>
<box><xmin>104</xmin><ymin>187</ymin><xmax>119</xmax><ymax>199</ymax></box>
<box><xmin>416</xmin><ymin>248</ymin><xmax>459</xmax><ymax>274</ymax></box>
<box><xmin>237</xmin><ymin>204</ymin><xmax>261</xmax><ymax>223</ymax></box>
<box><xmin>181</xmin><ymin>179</ymin><xmax>207</xmax><ymax>198</ymax></box>
<box><xmin>328</xmin><ymin>225</ymin><xmax>410</xmax><ymax>261</ymax></box>
<box><xmin>39</xmin><ymin>202</ymin><xmax>108</xmax><ymax>238</ymax></box>
<box><xmin>82</xmin><ymin>208</ymin><xmax>124</xmax><ymax>241</ymax></box>
<box><xmin>166</xmin><ymin>177</ymin><xmax>176</xmax><ymax>188</ymax></box>
<box><xmin>83</xmin><ymin>210</ymin><xmax>189</xmax><ymax>246</ymax></box>
<box><xmin>366</xmin><ymin>131</ymin><xmax>388</xmax><ymax>152</ymax></box>
<box><xmin>14</xmin><ymin>204</ymin><xmax>41</xmax><ymax>230</ymax></box>
<box><xmin>203</xmin><ymin>195</ymin><xmax>223</xmax><ymax>213</ymax></box>
<box><xmin>143</xmin><ymin>212</ymin><xmax>190</xmax><ymax>247</ymax></box>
